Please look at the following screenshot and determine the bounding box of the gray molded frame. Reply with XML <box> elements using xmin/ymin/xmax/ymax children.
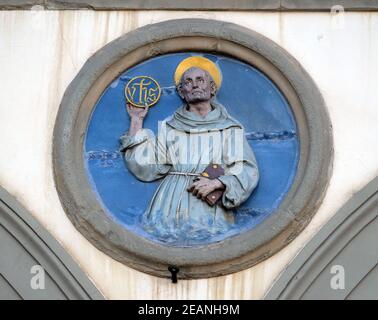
<box><xmin>265</xmin><ymin>176</ymin><xmax>378</xmax><ymax>299</ymax></box>
<box><xmin>53</xmin><ymin>19</ymin><xmax>333</xmax><ymax>279</ymax></box>
<box><xmin>1</xmin><ymin>0</ymin><xmax>378</xmax><ymax>11</ymax></box>
<box><xmin>0</xmin><ymin>186</ymin><xmax>104</xmax><ymax>300</ymax></box>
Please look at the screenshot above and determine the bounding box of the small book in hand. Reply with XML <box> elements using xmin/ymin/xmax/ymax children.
<box><xmin>200</xmin><ymin>164</ymin><xmax>225</xmax><ymax>207</ymax></box>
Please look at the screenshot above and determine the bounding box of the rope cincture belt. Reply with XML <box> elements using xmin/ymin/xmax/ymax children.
<box><xmin>167</xmin><ymin>172</ymin><xmax>201</xmax><ymax>177</ymax></box>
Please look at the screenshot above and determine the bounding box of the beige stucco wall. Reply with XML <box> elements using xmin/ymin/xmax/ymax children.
<box><xmin>0</xmin><ymin>10</ymin><xmax>377</xmax><ymax>299</ymax></box>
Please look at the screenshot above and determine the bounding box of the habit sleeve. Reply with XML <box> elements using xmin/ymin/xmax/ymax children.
<box><xmin>217</xmin><ymin>128</ymin><xmax>259</xmax><ymax>209</ymax></box>
<box><xmin>119</xmin><ymin>127</ymin><xmax>172</xmax><ymax>182</ymax></box>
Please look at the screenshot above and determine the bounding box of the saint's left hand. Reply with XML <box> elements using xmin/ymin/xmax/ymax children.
<box><xmin>187</xmin><ymin>177</ymin><xmax>225</xmax><ymax>200</ymax></box>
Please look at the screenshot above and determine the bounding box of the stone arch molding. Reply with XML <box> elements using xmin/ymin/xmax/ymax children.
<box><xmin>265</xmin><ymin>176</ymin><xmax>378</xmax><ymax>300</ymax></box>
<box><xmin>53</xmin><ymin>19</ymin><xmax>333</xmax><ymax>279</ymax></box>
<box><xmin>0</xmin><ymin>186</ymin><xmax>104</xmax><ymax>300</ymax></box>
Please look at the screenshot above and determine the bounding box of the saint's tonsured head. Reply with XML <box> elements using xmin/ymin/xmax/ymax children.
<box><xmin>174</xmin><ymin>56</ymin><xmax>222</xmax><ymax>104</ymax></box>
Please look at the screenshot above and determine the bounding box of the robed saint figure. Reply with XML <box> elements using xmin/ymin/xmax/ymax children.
<box><xmin>120</xmin><ymin>56</ymin><xmax>259</xmax><ymax>243</ymax></box>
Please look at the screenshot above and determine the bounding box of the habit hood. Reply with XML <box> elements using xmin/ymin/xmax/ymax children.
<box><xmin>166</xmin><ymin>100</ymin><xmax>243</xmax><ymax>132</ymax></box>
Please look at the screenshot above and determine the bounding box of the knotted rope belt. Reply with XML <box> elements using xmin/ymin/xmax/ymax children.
<box><xmin>167</xmin><ymin>172</ymin><xmax>201</xmax><ymax>177</ymax></box>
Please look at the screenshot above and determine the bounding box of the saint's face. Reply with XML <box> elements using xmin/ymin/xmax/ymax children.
<box><xmin>179</xmin><ymin>67</ymin><xmax>213</xmax><ymax>104</ymax></box>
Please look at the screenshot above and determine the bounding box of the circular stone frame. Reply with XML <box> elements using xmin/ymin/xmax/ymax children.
<box><xmin>53</xmin><ymin>19</ymin><xmax>333</xmax><ymax>279</ymax></box>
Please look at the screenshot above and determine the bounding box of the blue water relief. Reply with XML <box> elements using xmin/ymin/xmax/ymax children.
<box><xmin>84</xmin><ymin>53</ymin><xmax>299</xmax><ymax>246</ymax></box>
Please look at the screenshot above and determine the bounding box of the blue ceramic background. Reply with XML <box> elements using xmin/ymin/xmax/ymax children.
<box><xmin>85</xmin><ymin>53</ymin><xmax>299</xmax><ymax>246</ymax></box>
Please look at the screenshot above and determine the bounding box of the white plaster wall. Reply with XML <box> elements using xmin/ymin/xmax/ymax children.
<box><xmin>0</xmin><ymin>10</ymin><xmax>377</xmax><ymax>299</ymax></box>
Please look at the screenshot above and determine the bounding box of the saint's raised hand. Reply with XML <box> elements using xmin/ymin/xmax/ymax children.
<box><xmin>126</xmin><ymin>103</ymin><xmax>149</xmax><ymax>121</ymax></box>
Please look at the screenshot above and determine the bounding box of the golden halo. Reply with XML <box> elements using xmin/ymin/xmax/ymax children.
<box><xmin>174</xmin><ymin>56</ymin><xmax>222</xmax><ymax>88</ymax></box>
